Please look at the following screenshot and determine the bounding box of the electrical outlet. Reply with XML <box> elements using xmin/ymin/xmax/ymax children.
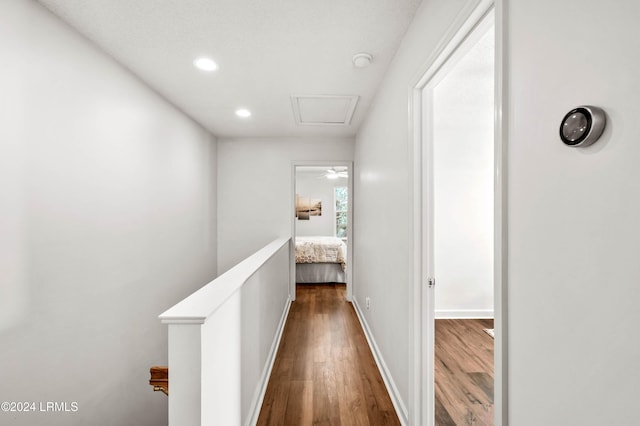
<box><xmin>365</xmin><ymin>297</ymin><xmax>371</xmax><ymax>310</ymax></box>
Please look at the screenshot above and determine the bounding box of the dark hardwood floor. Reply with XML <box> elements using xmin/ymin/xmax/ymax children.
<box><xmin>257</xmin><ymin>284</ymin><xmax>400</xmax><ymax>426</ymax></box>
<box><xmin>435</xmin><ymin>319</ymin><xmax>494</xmax><ymax>426</ymax></box>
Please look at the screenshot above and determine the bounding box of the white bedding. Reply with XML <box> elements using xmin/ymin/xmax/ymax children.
<box><xmin>295</xmin><ymin>236</ymin><xmax>347</xmax><ymax>271</ymax></box>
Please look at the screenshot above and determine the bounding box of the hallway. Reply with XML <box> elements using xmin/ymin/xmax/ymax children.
<box><xmin>257</xmin><ymin>284</ymin><xmax>399</xmax><ymax>425</ymax></box>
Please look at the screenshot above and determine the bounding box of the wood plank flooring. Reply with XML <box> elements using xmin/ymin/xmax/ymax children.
<box><xmin>435</xmin><ymin>319</ymin><xmax>494</xmax><ymax>426</ymax></box>
<box><xmin>257</xmin><ymin>284</ymin><xmax>400</xmax><ymax>426</ymax></box>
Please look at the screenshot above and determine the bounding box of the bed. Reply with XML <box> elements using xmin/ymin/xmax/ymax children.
<box><xmin>295</xmin><ymin>236</ymin><xmax>347</xmax><ymax>284</ymax></box>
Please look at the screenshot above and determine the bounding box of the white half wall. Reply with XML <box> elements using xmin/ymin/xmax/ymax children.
<box><xmin>217</xmin><ymin>138</ymin><xmax>353</xmax><ymax>273</ymax></box>
<box><xmin>506</xmin><ymin>0</ymin><xmax>640</xmax><ymax>424</ymax></box>
<box><xmin>0</xmin><ymin>2</ymin><xmax>217</xmax><ymax>425</ymax></box>
<box><xmin>353</xmin><ymin>0</ymin><xmax>480</xmax><ymax>421</ymax></box>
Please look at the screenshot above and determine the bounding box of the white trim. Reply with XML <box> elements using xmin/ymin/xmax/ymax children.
<box><xmin>434</xmin><ymin>309</ymin><xmax>494</xmax><ymax>319</ymax></box>
<box><xmin>246</xmin><ymin>296</ymin><xmax>292</xmax><ymax>426</ymax></box>
<box><xmin>494</xmin><ymin>0</ymin><xmax>508</xmax><ymax>423</ymax></box>
<box><xmin>352</xmin><ymin>299</ymin><xmax>408</xmax><ymax>425</ymax></box>
<box><xmin>409</xmin><ymin>0</ymin><xmax>507</xmax><ymax>424</ymax></box>
<box><xmin>290</xmin><ymin>166</ymin><xmax>297</xmax><ymax>301</ymax></box>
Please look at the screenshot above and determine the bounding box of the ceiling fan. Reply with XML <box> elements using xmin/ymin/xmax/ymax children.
<box><xmin>324</xmin><ymin>167</ymin><xmax>348</xmax><ymax>180</ymax></box>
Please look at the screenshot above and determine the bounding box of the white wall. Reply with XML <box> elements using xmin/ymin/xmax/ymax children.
<box><xmin>353</xmin><ymin>0</ymin><xmax>477</xmax><ymax>420</ymax></box>
<box><xmin>507</xmin><ymin>0</ymin><xmax>640</xmax><ymax>424</ymax></box>
<box><xmin>295</xmin><ymin>170</ymin><xmax>347</xmax><ymax>237</ymax></box>
<box><xmin>0</xmin><ymin>2</ymin><xmax>217</xmax><ymax>425</ymax></box>
<box><xmin>433</xmin><ymin>25</ymin><xmax>494</xmax><ymax>317</ymax></box>
<box><xmin>217</xmin><ymin>138</ymin><xmax>353</xmax><ymax>273</ymax></box>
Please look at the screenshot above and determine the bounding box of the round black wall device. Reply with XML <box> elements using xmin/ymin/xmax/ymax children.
<box><xmin>559</xmin><ymin>105</ymin><xmax>606</xmax><ymax>147</ymax></box>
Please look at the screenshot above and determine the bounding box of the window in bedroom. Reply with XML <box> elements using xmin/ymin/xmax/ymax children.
<box><xmin>335</xmin><ymin>187</ymin><xmax>348</xmax><ymax>239</ymax></box>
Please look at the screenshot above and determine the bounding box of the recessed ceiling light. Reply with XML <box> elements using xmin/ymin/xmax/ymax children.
<box><xmin>193</xmin><ymin>57</ymin><xmax>218</xmax><ymax>72</ymax></box>
<box><xmin>235</xmin><ymin>108</ymin><xmax>251</xmax><ymax>118</ymax></box>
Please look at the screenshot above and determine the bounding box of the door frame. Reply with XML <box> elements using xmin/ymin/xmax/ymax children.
<box><xmin>290</xmin><ymin>160</ymin><xmax>354</xmax><ymax>302</ymax></box>
<box><xmin>409</xmin><ymin>0</ymin><xmax>508</xmax><ymax>424</ymax></box>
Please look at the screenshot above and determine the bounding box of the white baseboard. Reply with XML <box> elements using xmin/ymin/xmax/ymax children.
<box><xmin>246</xmin><ymin>296</ymin><xmax>292</xmax><ymax>426</ymax></box>
<box><xmin>435</xmin><ymin>309</ymin><xmax>494</xmax><ymax>319</ymax></box>
<box><xmin>352</xmin><ymin>299</ymin><xmax>409</xmax><ymax>425</ymax></box>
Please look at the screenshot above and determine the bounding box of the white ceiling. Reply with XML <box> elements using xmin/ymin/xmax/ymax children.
<box><xmin>37</xmin><ymin>0</ymin><xmax>423</xmax><ymax>138</ymax></box>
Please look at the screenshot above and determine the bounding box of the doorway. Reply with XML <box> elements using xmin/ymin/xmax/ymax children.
<box><xmin>291</xmin><ymin>162</ymin><xmax>353</xmax><ymax>302</ymax></box>
<box><xmin>410</xmin><ymin>0</ymin><xmax>506</xmax><ymax>424</ymax></box>
<box><xmin>431</xmin><ymin>16</ymin><xmax>495</xmax><ymax>425</ymax></box>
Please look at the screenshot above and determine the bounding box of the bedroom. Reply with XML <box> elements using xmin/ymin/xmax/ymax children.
<box><xmin>293</xmin><ymin>164</ymin><xmax>352</xmax><ymax>297</ymax></box>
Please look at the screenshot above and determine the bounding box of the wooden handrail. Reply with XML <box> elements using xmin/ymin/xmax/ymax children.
<box><xmin>149</xmin><ymin>366</ymin><xmax>168</xmax><ymax>396</ymax></box>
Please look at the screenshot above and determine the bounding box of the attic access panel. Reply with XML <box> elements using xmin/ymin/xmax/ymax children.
<box><xmin>290</xmin><ymin>95</ymin><xmax>359</xmax><ymax>126</ymax></box>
